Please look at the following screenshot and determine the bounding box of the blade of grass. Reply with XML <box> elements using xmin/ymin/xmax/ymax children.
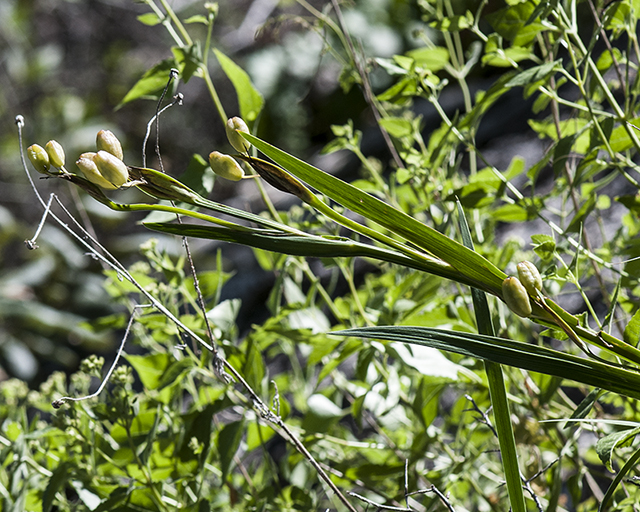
<box><xmin>240</xmin><ymin>132</ymin><xmax>507</xmax><ymax>296</ymax></box>
<box><xmin>457</xmin><ymin>200</ymin><xmax>526</xmax><ymax>512</ymax></box>
<box><xmin>331</xmin><ymin>326</ymin><xmax>640</xmax><ymax>401</ymax></box>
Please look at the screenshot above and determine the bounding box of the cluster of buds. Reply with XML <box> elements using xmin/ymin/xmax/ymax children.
<box><xmin>208</xmin><ymin>117</ymin><xmax>251</xmax><ymax>182</ymax></box>
<box><xmin>27</xmin><ymin>130</ymin><xmax>129</xmax><ymax>191</ymax></box>
<box><xmin>501</xmin><ymin>261</ymin><xmax>543</xmax><ymax>318</ymax></box>
<box><xmin>27</xmin><ymin>140</ymin><xmax>67</xmax><ymax>175</ymax></box>
<box><xmin>76</xmin><ymin>130</ymin><xmax>128</xmax><ymax>189</ymax></box>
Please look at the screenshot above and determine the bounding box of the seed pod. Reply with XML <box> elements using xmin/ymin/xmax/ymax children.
<box><xmin>27</xmin><ymin>144</ymin><xmax>50</xmax><ymax>174</ymax></box>
<box><xmin>96</xmin><ymin>129</ymin><xmax>124</xmax><ymax>160</ymax></box>
<box><xmin>517</xmin><ymin>261</ymin><xmax>542</xmax><ymax>296</ymax></box>
<box><xmin>45</xmin><ymin>140</ymin><xmax>65</xmax><ymax>168</ymax></box>
<box><xmin>209</xmin><ymin>151</ymin><xmax>245</xmax><ymax>181</ymax></box>
<box><xmin>225</xmin><ymin>117</ymin><xmax>250</xmax><ymax>153</ymax></box>
<box><xmin>94</xmin><ymin>150</ymin><xmax>129</xmax><ymax>188</ymax></box>
<box><xmin>77</xmin><ymin>152</ymin><xmax>117</xmax><ymax>189</ymax></box>
<box><xmin>502</xmin><ymin>276</ymin><xmax>532</xmax><ymax>318</ymax></box>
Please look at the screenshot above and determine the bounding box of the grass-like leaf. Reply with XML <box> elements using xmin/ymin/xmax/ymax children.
<box><xmin>241</xmin><ymin>133</ymin><xmax>507</xmax><ymax>296</ymax></box>
<box><xmin>332</xmin><ymin>326</ymin><xmax>640</xmax><ymax>401</ymax></box>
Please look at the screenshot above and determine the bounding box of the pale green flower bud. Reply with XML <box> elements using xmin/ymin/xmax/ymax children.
<box><xmin>96</xmin><ymin>130</ymin><xmax>124</xmax><ymax>160</ymax></box>
<box><xmin>45</xmin><ymin>140</ymin><xmax>65</xmax><ymax>168</ymax></box>
<box><xmin>516</xmin><ymin>261</ymin><xmax>542</xmax><ymax>296</ymax></box>
<box><xmin>209</xmin><ymin>151</ymin><xmax>245</xmax><ymax>181</ymax></box>
<box><xmin>94</xmin><ymin>150</ymin><xmax>128</xmax><ymax>188</ymax></box>
<box><xmin>225</xmin><ymin>117</ymin><xmax>250</xmax><ymax>153</ymax></box>
<box><xmin>77</xmin><ymin>152</ymin><xmax>117</xmax><ymax>189</ymax></box>
<box><xmin>27</xmin><ymin>144</ymin><xmax>50</xmax><ymax>174</ymax></box>
<box><xmin>502</xmin><ymin>276</ymin><xmax>532</xmax><ymax>318</ymax></box>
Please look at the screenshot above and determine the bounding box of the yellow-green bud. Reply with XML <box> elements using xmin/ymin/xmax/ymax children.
<box><xmin>516</xmin><ymin>261</ymin><xmax>542</xmax><ymax>296</ymax></box>
<box><xmin>77</xmin><ymin>152</ymin><xmax>117</xmax><ymax>189</ymax></box>
<box><xmin>209</xmin><ymin>151</ymin><xmax>245</xmax><ymax>181</ymax></box>
<box><xmin>27</xmin><ymin>144</ymin><xmax>50</xmax><ymax>174</ymax></box>
<box><xmin>225</xmin><ymin>117</ymin><xmax>250</xmax><ymax>153</ymax></box>
<box><xmin>502</xmin><ymin>276</ymin><xmax>532</xmax><ymax>318</ymax></box>
<box><xmin>96</xmin><ymin>130</ymin><xmax>124</xmax><ymax>160</ymax></box>
<box><xmin>45</xmin><ymin>140</ymin><xmax>65</xmax><ymax>168</ymax></box>
<box><xmin>94</xmin><ymin>150</ymin><xmax>128</xmax><ymax>188</ymax></box>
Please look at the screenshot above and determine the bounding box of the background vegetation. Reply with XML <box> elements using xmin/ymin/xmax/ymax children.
<box><xmin>2</xmin><ymin>0</ymin><xmax>640</xmax><ymax>511</ymax></box>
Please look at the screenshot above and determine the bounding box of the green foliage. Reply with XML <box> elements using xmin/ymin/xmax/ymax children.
<box><xmin>6</xmin><ymin>0</ymin><xmax>640</xmax><ymax>511</ymax></box>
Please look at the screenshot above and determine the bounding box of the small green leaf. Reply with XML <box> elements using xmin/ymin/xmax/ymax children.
<box><xmin>624</xmin><ymin>309</ymin><xmax>640</xmax><ymax>346</ymax></box>
<box><xmin>429</xmin><ymin>11</ymin><xmax>473</xmax><ymax>32</ymax></box>
<box><xmin>184</xmin><ymin>14</ymin><xmax>209</xmax><ymax>24</ymax></box>
<box><xmin>505</xmin><ymin>59</ymin><xmax>560</xmax><ymax>87</ymax></box>
<box><xmin>530</xmin><ymin>234</ymin><xmax>556</xmax><ymax>260</ymax></box>
<box><xmin>213</xmin><ymin>49</ymin><xmax>264</xmax><ymax>123</ymax></box>
<box><xmin>137</xmin><ymin>13</ymin><xmax>161</xmax><ymax>26</ymax></box>
<box><xmin>118</xmin><ymin>59</ymin><xmax>178</xmax><ymax>108</ymax></box>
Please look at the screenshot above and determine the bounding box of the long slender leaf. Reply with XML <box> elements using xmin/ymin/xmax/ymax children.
<box><xmin>144</xmin><ymin>223</ymin><xmax>467</xmax><ymax>282</ymax></box>
<box><xmin>458</xmin><ymin>201</ymin><xmax>526</xmax><ymax>512</ymax></box>
<box><xmin>332</xmin><ymin>326</ymin><xmax>640</xmax><ymax>400</ymax></box>
<box><xmin>241</xmin><ymin>133</ymin><xmax>507</xmax><ymax>296</ymax></box>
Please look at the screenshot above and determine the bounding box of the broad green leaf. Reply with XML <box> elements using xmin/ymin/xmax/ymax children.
<box><xmin>172</xmin><ymin>43</ymin><xmax>203</xmax><ymax>83</ymax></box>
<box><xmin>156</xmin><ymin>358</ymin><xmax>194</xmax><ymax>391</ymax></box>
<box><xmin>379</xmin><ymin>117</ymin><xmax>413</xmax><ymax>138</ymax></box>
<box><xmin>125</xmin><ymin>352</ymin><xmax>170</xmax><ymax>390</ymax></box>
<box><xmin>118</xmin><ymin>59</ymin><xmax>177</xmax><ymax>108</ymax></box>
<box><xmin>333</xmin><ymin>326</ymin><xmax>640</xmax><ymax>400</ymax></box>
<box><xmin>240</xmin><ymin>133</ymin><xmax>508</xmax><ymax>297</ymax></box>
<box><xmin>596</xmin><ymin>427</ymin><xmax>640</xmax><ymax>471</ymax></box>
<box><xmin>213</xmin><ymin>48</ymin><xmax>264</xmax><ymax>123</ymax></box>
<box><xmin>608</xmin><ymin>118</ymin><xmax>640</xmax><ymax>152</ymax></box>
<box><xmin>624</xmin><ymin>308</ymin><xmax>640</xmax><ymax>346</ymax></box>
<box><xmin>405</xmin><ymin>46</ymin><xmax>450</xmax><ymax>71</ymax></box>
<box><xmin>217</xmin><ymin>420</ymin><xmax>245</xmax><ymax>481</ymax></box>
<box><xmin>486</xmin><ymin>2</ymin><xmax>545</xmax><ymax>46</ymax></box>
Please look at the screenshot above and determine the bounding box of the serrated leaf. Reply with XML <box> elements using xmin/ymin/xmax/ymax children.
<box><xmin>213</xmin><ymin>49</ymin><xmax>264</xmax><ymax>123</ymax></box>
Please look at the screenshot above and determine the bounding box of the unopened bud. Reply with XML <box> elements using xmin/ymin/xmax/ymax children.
<box><xmin>77</xmin><ymin>153</ymin><xmax>117</xmax><ymax>189</ymax></box>
<box><xmin>96</xmin><ymin>130</ymin><xmax>124</xmax><ymax>160</ymax></box>
<box><xmin>225</xmin><ymin>117</ymin><xmax>250</xmax><ymax>153</ymax></box>
<box><xmin>516</xmin><ymin>261</ymin><xmax>542</xmax><ymax>296</ymax></box>
<box><xmin>94</xmin><ymin>150</ymin><xmax>128</xmax><ymax>188</ymax></box>
<box><xmin>27</xmin><ymin>144</ymin><xmax>50</xmax><ymax>174</ymax></box>
<box><xmin>209</xmin><ymin>151</ymin><xmax>245</xmax><ymax>181</ymax></box>
<box><xmin>45</xmin><ymin>140</ymin><xmax>65</xmax><ymax>168</ymax></box>
<box><xmin>502</xmin><ymin>276</ymin><xmax>532</xmax><ymax>318</ymax></box>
